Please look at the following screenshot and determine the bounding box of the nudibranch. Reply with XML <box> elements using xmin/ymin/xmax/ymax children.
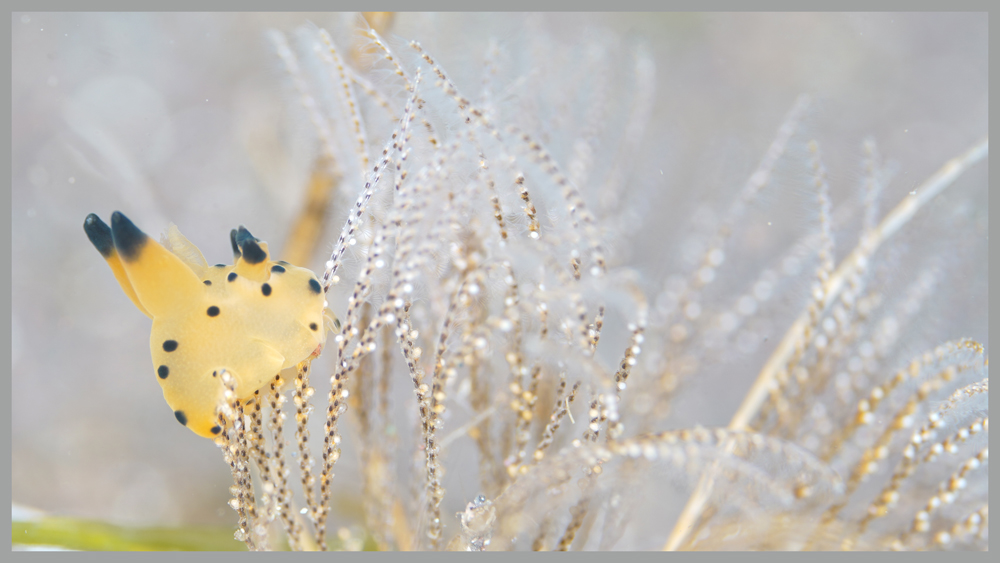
<box><xmin>84</xmin><ymin>211</ymin><xmax>330</xmax><ymax>438</ymax></box>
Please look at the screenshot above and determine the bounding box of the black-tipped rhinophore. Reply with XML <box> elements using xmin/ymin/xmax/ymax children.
<box><xmin>235</xmin><ymin>225</ymin><xmax>256</xmax><ymax>247</ymax></box>
<box><xmin>229</xmin><ymin>229</ymin><xmax>240</xmax><ymax>259</ymax></box>
<box><xmin>235</xmin><ymin>225</ymin><xmax>267</xmax><ymax>264</ymax></box>
<box><xmin>83</xmin><ymin>214</ymin><xmax>114</xmax><ymax>258</ymax></box>
<box><xmin>110</xmin><ymin>211</ymin><xmax>148</xmax><ymax>262</ymax></box>
<box><xmin>239</xmin><ymin>238</ymin><xmax>267</xmax><ymax>264</ymax></box>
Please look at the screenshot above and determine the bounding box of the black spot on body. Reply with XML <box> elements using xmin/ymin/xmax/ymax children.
<box><xmin>228</xmin><ymin>272</ymin><xmax>237</xmax><ymax>282</ymax></box>
<box><xmin>174</xmin><ymin>410</ymin><xmax>187</xmax><ymax>426</ymax></box>
<box><xmin>262</xmin><ymin>283</ymin><xmax>272</xmax><ymax>296</ymax></box>
<box><xmin>163</xmin><ymin>340</ymin><xmax>178</xmax><ymax>352</ymax></box>
<box><xmin>207</xmin><ymin>306</ymin><xmax>220</xmax><ymax>317</ymax></box>
<box><xmin>277</xmin><ymin>260</ymin><xmax>289</xmax><ymax>266</ymax></box>
<box><xmin>203</xmin><ymin>280</ymin><xmax>211</xmax><ymax>285</ymax></box>
<box><xmin>271</xmin><ymin>264</ymin><xmax>286</xmax><ymax>273</ymax></box>
<box><xmin>110</xmin><ymin>211</ymin><xmax>148</xmax><ymax>262</ymax></box>
<box><xmin>310</xmin><ymin>323</ymin><xmax>318</xmax><ymax>331</ymax></box>
<box><xmin>309</xmin><ymin>279</ymin><xmax>322</xmax><ymax>294</ymax></box>
<box><xmin>158</xmin><ymin>365</ymin><xmax>169</xmax><ymax>379</ymax></box>
<box><xmin>210</xmin><ymin>425</ymin><xmax>222</xmax><ymax>435</ymax></box>
<box><xmin>83</xmin><ymin>214</ymin><xmax>114</xmax><ymax>258</ymax></box>
<box><xmin>214</xmin><ymin>264</ymin><xmax>226</xmax><ymax>268</ymax></box>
